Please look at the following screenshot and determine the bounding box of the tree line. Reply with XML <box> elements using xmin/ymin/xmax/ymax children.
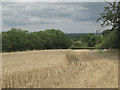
<box><xmin>2</xmin><ymin>28</ymin><xmax>72</xmax><ymax>52</ymax></box>
<box><xmin>1</xmin><ymin>27</ymin><xmax>119</xmax><ymax>52</ymax></box>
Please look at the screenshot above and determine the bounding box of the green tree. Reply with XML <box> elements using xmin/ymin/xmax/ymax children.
<box><xmin>28</xmin><ymin>31</ymin><xmax>46</xmax><ymax>50</ymax></box>
<box><xmin>2</xmin><ymin>28</ymin><xmax>72</xmax><ymax>52</ymax></box>
<box><xmin>88</xmin><ymin>36</ymin><xmax>96</xmax><ymax>47</ymax></box>
<box><xmin>2</xmin><ymin>28</ymin><xmax>29</xmax><ymax>51</ymax></box>
<box><xmin>80</xmin><ymin>33</ymin><xmax>96</xmax><ymax>47</ymax></box>
<box><xmin>97</xmin><ymin>1</ymin><xmax>120</xmax><ymax>49</ymax></box>
<box><xmin>9</xmin><ymin>28</ymin><xmax>29</xmax><ymax>51</ymax></box>
<box><xmin>102</xmin><ymin>29</ymin><xmax>112</xmax><ymax>36</ymax></box>
<box><xmin>2</xmin><ymin>32</ymin><xmax>12</xmax><ymax>52</ymax></box>
<box><xmin>44</xmin><ymin>29</ymin><xmax>72</xmax><ymax>49</ymax></box>
<box><xmin>100</xmin><ymin>30</ymin><xmax>118</xmax><ymax>49</ymax></box>
<box><xmin>97</xmin><ymin>1</ymin><xmax>120</xmax><ymax>30</ymax></box>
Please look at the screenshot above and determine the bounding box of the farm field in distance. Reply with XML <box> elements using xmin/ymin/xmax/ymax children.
<box><xmin>2</xmin><ymin>49</ymin><xmax>118</xmax><ymax>88</ymax></box>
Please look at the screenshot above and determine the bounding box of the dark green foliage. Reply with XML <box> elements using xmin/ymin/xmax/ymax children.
<box><xmin>69</xmin><ymin>33</ymin><xmax>102</xmax><ymax>48</ymax></box>
<box><xmin>2</xmin><ymin>28</ymin><xmax>72</xmax><ymax>52</ymax></box>
<box><xmin>102</xmin><ymin>29</ymin><xmax>112</xmax><ymax>37</ymax></box>
<box><xmin>0</xmin><ymin>33</ymin><xmax>2</xmax><ymax>52</ymax></box>
<box><xmin>44</xmin><ymin>29</ymin><xmax>72</xmax><ymax>49</ymax></box>
<box><xmin>80</xmin><ymin>33</ymin><xmax>96</xmax><ymax>47</ymax></box>
<box><xmin>2</xmin><ymin>28</ymin><xmax>29</xmax><ymax>51</ymax></box>
<box><xmin>2</xmin><ymin>32</ymin><xmax>12</xmax><ymax>52</ymax></box>
<box><xmin>96</xmin><ymin>1</ymin><xmax>119</xmax><ymax>49</ymax></box>
<box><xmin>88</xmin><ymin>36</ymin><xmax>96</xmax><ymax>47</ymax></box>
<box><xmin>97</xmin><ymin>30</ymin><xmax>118</xmax><ymax>49</ymax></box>
<box><xmin>71</xmin><ymin>47</ymin><xmax>95</xmax><ymax>49</ymax></box>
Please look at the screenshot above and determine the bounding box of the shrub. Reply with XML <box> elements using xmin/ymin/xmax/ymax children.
<box><xmin>97</xmin><ymin>30</ymin><xmax>118</xmax><ymax>49</ymax></box>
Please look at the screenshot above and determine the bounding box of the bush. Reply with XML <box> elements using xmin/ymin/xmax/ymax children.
<box><xmin>97</xmin><ymin>30</ymin><xmax>118</xmax><ymax>49</ymax></box>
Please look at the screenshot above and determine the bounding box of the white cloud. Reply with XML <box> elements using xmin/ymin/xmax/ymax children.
<box><xmin>0</xmin><ymin>2</ymin><xmax>2</xmax><ymax>32</ymax></box>
<box><xmin>2</xmin><ymin>2</ymin><xmax>110</xmax><ymax>33</ymax></box>
<box><xmin>2</xmin><ymin>0</ymin><xmax>116</xmax><ymax>2</ymax></box>
<box><xmin>2</xmin><ymin>0</ymin><xmax>120</xmax><ymax>2</ymax></box>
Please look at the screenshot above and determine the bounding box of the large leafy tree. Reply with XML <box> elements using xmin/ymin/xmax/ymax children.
<box><xmin>97</xmin><ymin>1</ymin><xmax>120</xmax><ymax>30</ymax></box>
<box><xmin>44</xmin><ymin>29</ymin><xmax>72</xmax><ymax>49</ymax></box>
<box><xmin>97</xmin><ymin>1</ymin><xmax>120</xmax><ymax>49</ymax></box>
<box><xmin>6</xmin><ymin>28</ymin><xmax>29</xmax><ymax>51</ymax></box>
<box><xmin>80</xmin><ymin>33</ymin><xmax>96</xmax><ymax>47</ymax></box>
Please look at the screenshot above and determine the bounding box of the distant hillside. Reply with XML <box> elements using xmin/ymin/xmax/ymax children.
<box><xmin>65</xmin><ymin>33</ymin><xmax>88</xmax><ymax>37</ymax></box>
<box><xmin>65</xmin><ymin>32</ymin><xmax>102</xmax><ymax>37</ymax></box>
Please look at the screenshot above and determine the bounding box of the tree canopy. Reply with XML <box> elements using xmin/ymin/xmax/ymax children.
<box><xmin>2</xmin><ymin>28</ymin><xmax>72</xmax><ymax>52</ymax></box>
<box><xmin>96</xmin><ymin>1</ymin><xmax>119</xmax><ymax>49</ymax></box>
<box><xmin>97</xmin><ymin>1</ymin><xmax>120</xmax><ymax>30</ymax></box>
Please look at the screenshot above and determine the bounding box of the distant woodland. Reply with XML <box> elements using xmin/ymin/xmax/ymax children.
<box><xmin>1</xmin><ymin>27</ymin><xmax>118</xmax><ymax>52</ymax></box>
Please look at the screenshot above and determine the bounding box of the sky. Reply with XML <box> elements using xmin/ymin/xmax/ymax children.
<box><xmin>1</xmin><ymin>1</ymin><xmax>113</xmax><ymax>33</ymax></box>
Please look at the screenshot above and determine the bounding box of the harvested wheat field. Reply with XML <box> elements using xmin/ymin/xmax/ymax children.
<box><xmin>2</xmin><ymin>49</ymin><xmax>118</xmax><ymax>88</ymax></box>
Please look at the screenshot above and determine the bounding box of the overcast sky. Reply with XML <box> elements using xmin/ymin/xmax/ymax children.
<box><xmin>2</xmin><ymin>2</ymin><xmax>111</xmax><ymax>33</ymax></box>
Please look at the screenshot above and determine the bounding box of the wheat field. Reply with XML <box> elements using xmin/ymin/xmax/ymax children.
<box><xmin>2</xmin><ymin>49</ymin><xmax>118</xmax><ymax>88</ymax></box>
